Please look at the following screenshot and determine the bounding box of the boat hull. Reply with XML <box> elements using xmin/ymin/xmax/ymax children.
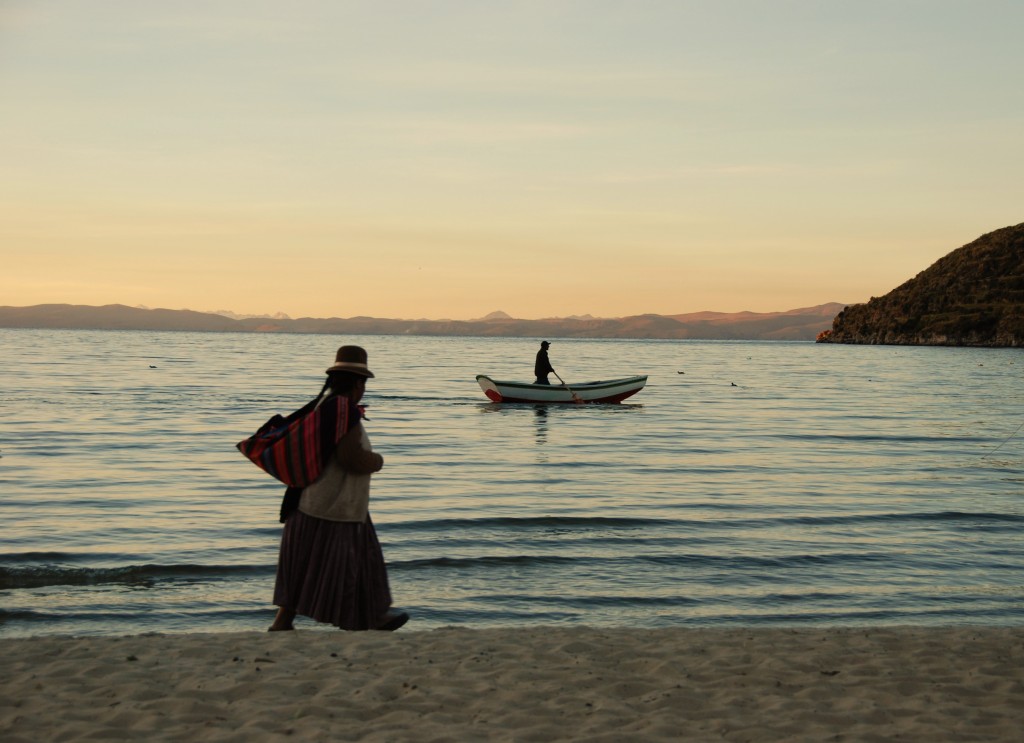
<box><xmin>476</xmin><ymin>375</ymin><xmax>647</xmax><ymax>404</ymax></box>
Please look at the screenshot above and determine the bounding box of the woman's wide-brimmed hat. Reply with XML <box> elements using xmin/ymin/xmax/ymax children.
<box><xmin>326</xmin><ymin>345</ymin><xmax>375</xmax><ymax>377</ymax></box>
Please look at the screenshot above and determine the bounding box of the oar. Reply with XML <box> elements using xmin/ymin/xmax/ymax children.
<box><xmin>553</xmin><ymin>371</ymin><xmax>584</xmax><ymax>404</ymax></box>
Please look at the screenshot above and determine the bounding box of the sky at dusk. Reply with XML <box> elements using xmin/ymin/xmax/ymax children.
<box><xmin>2</xmin><ymin>1</ymin><xmax>1022</xmax><ymax>320</ymax></box>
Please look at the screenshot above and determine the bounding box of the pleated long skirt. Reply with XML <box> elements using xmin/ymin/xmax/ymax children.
<box><xmin>273</xmin><ymin>509</ymin><xmax>393</xmax><ymax>630</ymax></box>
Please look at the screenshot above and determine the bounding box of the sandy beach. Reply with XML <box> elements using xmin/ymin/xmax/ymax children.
<box><xmin>3</xmin><ymin>626</ymin><xmax>1023</xmax><ymax>741</ymax></box>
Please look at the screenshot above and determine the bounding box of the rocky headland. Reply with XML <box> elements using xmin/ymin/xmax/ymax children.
<box><xmin>818</xmin><ymin>223</ymin><xmax>1023</xmax><ymax>347</ymax></box>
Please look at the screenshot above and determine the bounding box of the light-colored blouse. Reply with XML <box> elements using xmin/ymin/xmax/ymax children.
<box><xmin>298</xmin><ymin>423</ymin><xmax>383</xmax><ymax>523</ymax></box>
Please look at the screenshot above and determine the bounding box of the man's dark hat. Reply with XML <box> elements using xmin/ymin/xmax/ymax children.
<box><xmin>326</xmin><ymin>345</ymin><xmax>375</xmax><ymax>377</ymax></box>
<box><xmin>541</xmin><ymin>341</ymin><xmax>550</xmax><ymax>347</ymax></box>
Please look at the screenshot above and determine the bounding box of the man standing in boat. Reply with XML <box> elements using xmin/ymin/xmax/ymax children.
<box><xmin>534</xmin><ymin>341</ymin><xmax>555</xmax><ymax>385</ymax></box>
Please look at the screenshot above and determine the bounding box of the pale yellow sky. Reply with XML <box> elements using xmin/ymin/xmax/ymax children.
<box><xmin>2</xmin><ymin>1</ymin><xmax>1022</xmax><ymax>320</ymax></box>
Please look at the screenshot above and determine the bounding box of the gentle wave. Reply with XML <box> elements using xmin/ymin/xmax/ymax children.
<box><xmin>384</xmin><ymin>510</ymin><xmax>1024</xmax><ymax>532</ymax></box>
<box><xmin>384</xmin><ymin>516</ymin><xmax>668</xmax><ymax>531</ymax></box>
<box><xmin>390</xmin><ymin>551</ymin><xmax>896</xmax><ymax>572</ymax></box>
<box><xmin>771</xmin><ymin>433</ymin><xmax>991</xmax><ymax>443</ymax></box>
<box><xmin>0</xmin><ymin>563</ymin><xmax>270</xmax><ymax>590</ymax></box>
<box><xmin>0</xmin><ymin>606</ymin><xmax>272</xmax><ymax>628</ymax></box>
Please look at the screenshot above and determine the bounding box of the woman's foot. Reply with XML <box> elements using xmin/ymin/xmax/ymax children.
<box><xmin>374</xmin><ymin>608</ymin><xmax>409</xmax><ymax>631</ymax></box>
<box><xmin>269</xmin><ymin>607</ymin><xmax>296</xmax><ymax>631</ymax></box>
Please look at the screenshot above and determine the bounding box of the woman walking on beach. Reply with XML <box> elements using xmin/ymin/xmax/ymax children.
<box><xmin>269</xmin><ymin>345</ymin><xmax>408</xmax><ymax>632</ymax></box>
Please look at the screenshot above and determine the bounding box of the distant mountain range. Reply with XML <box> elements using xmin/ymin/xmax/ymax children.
<box><xmin>0</xmin><ymin>302</ymin><xmax>845</xmax><ymax>341</ymax></box>
<box><xmin>13</xmin><ymin>223</ymin><xmax>1016</xmax><ymax>345</ymax></box>
<box><xmin>818</xmin><ymin>222</ymin><xmax>1023</xmax><ymax>347</ymax></box>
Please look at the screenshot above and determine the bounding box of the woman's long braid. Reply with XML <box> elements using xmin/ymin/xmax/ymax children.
<box><xmin>313</xmin><ymin>377</ymin><xmax>332</xmax><ymax>405</ymax></box>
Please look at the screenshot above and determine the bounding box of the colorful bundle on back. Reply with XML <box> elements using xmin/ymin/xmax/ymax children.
<box><xmin>236</xmin><ymin>395</ymin><xmax>353</xmax><ymax>487</ymax></box>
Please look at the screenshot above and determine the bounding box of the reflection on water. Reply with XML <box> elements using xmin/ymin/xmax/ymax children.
<box><xmin>534</xmin><ymin>405</ymin><xmax>549</xmax><ymax>449</ymax></box>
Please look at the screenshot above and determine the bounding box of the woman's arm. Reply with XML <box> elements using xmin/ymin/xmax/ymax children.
<box><xmin>335</xmin><ymin>423</ymin><xmax>384</xmax><ymax>474</ymax></box>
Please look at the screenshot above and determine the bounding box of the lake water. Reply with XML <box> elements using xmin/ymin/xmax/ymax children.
<box><xmin>1</xmin><ymin>329</ymin><xmax>1022</xmax><ymax>638</ymax></box>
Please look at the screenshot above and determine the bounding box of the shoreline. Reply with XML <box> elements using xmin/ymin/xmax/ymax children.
<box><xmin>4</xmin><ymin>626</ymin><xmax>1023</xmax><ymax>741</ymax></box>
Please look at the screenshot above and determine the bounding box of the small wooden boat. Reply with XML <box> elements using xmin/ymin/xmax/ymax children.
<box><xmin>476</xmin><ymin>374</ymin><xmax>647</xmax><ymax>404</ymax></box>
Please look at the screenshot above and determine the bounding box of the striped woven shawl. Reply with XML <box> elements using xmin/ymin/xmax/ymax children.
<box><xmin>236</xmin><ymin>394</ymin><xmax>358</xmax><ymax>488</ymax></box>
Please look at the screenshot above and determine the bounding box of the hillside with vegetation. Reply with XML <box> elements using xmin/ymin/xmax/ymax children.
<box><xmin>818</xmin><ymin>223</ymin><xmax>1024</xmax><ymax>347</ymax></box>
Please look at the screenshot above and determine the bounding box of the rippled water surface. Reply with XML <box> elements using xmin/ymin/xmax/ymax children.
<box><xmin>1</xmin><ymin>329</ymin><xmax>1022</xmax><ymax>637</ymax></box>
